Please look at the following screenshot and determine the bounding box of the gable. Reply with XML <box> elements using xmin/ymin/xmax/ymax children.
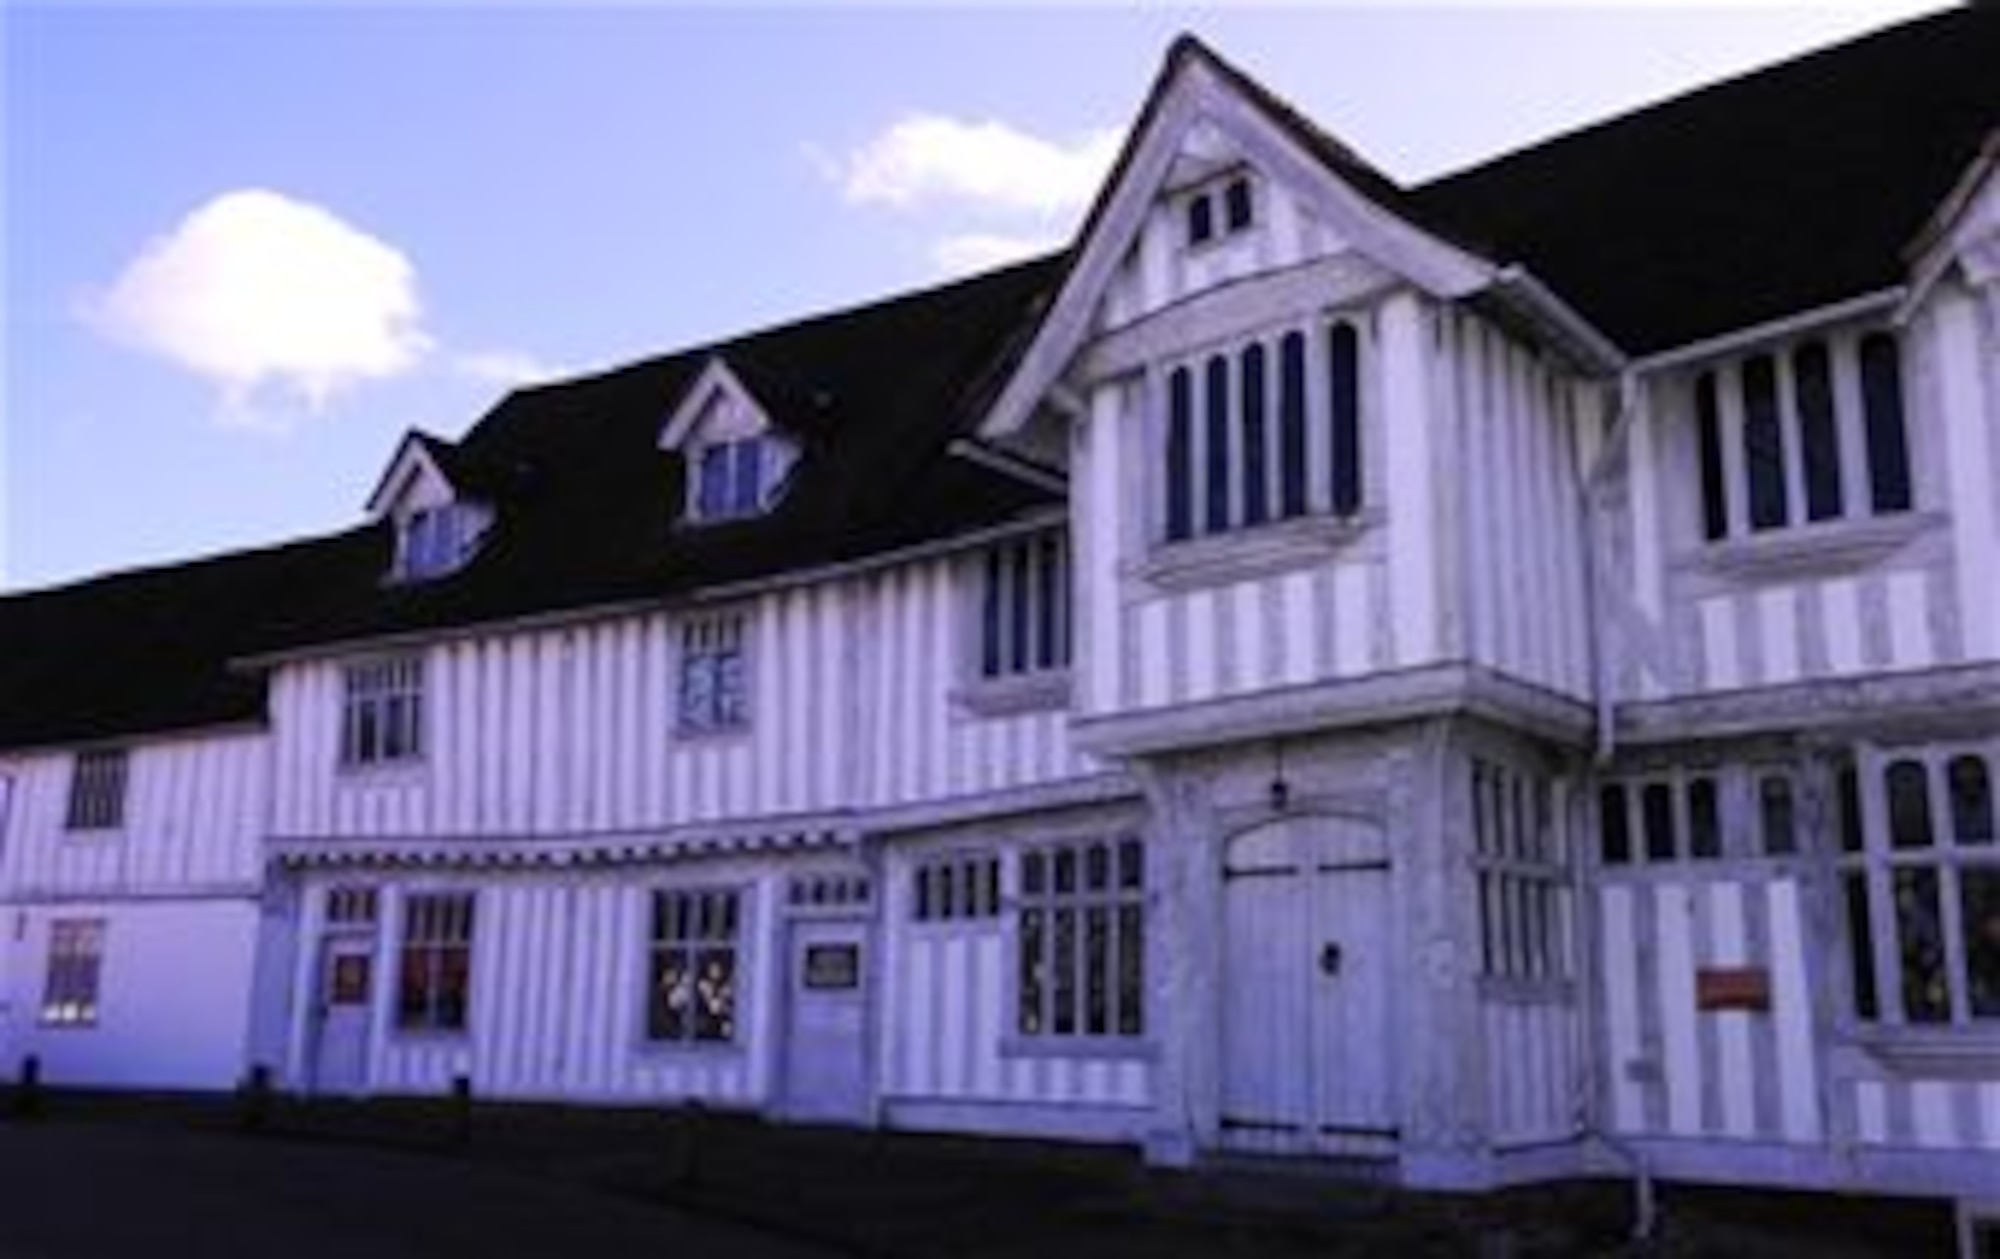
<box><xmin>658</xmin><ymin>356</ymin><xmax>777</xmax><ymax>451</ymax></box>
<box><xmin>979</xmin><ymin>37</ymin><xmax>1505</xmax><ymax>440</ymax></box>
<box><xmin>365</xmin><ymin>432</ymin><xmax>457</xmax><ymax>520</ymax></box>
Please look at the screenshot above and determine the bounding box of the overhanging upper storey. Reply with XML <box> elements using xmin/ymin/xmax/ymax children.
<box><xmin>976</xmin><ymin>34</ymin><xmax>1619</xmax><ymax>445</ymax></box>
<box><xmin>659</xmin><ymin>356</ymin><xmax>799</xmax><ymax>526</ymax></box>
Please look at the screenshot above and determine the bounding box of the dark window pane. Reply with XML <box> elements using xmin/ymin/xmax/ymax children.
<box><xmin>1861</xmin><ymin>333</ymin><xmax>1911</xmax><ymax>514</ymax></box>
<box><xmin>1838</xmin><ymin>767</ymin><xmax>1865</xmax><ymax>853</ymax></box>
<box><xmin>1054</xmin><ymin>847</ymin><xmax>1076</xmax><ymax>893</ymax></box>
<box><xmin>980</xmin><ymin>549</ymin><xmax>1002</xmax><ymax>677</ymax></box>
<box><xmin>1696</xmin><ymin>373</ymin><xmax>1728</xmax><ymax>540</ymax></box>
<box><xmin>1949</xmin><ymin>755</ymin><xmax>1994</xmax><ymax>846</ymax></box>
<box><xmin>1052</xmin><ymin>907</ymin><xmax>1077</xmax><ymax>1034</ymax></box>
<box><xmin>1205</xmin><ymin>355</ymin><xmax>1231</xmax><ymax>532</ymax></box>
<box><xmin>1741</xmin><ymin>355</ymin><xmax>1788</xmax><ymax>531</ymax></box>
<box><xmin>1893</xmin><ymin>867</ymin><xmax>1949</xmax><ymax>1023</ymax></box>
<box><xmin>1018</xmin><ymin>908</ymin><xmax>1044</xmax><ymax>1035</ymax></box>
<box><xmin>1186</xmin><ymin>194</ymin><xmax>1213</xmax><ymax>246</ymax></box>
<box><xmin>1022</xmin><ymin>851</ymin><xmax>1044</xmax><ymax>895</ymax></box>
<box><xmin>914</xmin><ymin>868</ymin><xmax>932</xmax><ymax>921</ymax></box>
<box><xmin>698</xmin><ymin>446</ymin><xmax>731</xmax><ymax>518</ymax></box>
<box><xmin>1793</xmin><ymin>342</ymin><xmax>1843</xmax><ymax>522</ymax></box>
<box><xmin>1118</xmin><ymin>838</ymin><xmax>1143</xmax><ymax>890</ymax></box>
<box><xmin>1887</xmin><ymin>760</ymin><xmax>1934</xmax><ymax>850</ymax></box>
<box><xmin>1959</xmin><ymin>869</ymin><xmax>2000</xmax><ymax>1018</ymax></box>
<box><xmin>1760</xmin><ymin>776</ymin><xmax>1797</xmax><ymax>856</ymax></box>
<box><xmin>1279</xmin><ymin>332</ymin><xmax>1308</xmax><ymax>517</ymax></box>
<box><xmin>1599</xmin><ymin>785</ymin><xmax>1631</xmax><ymax>866</ymax></box>
<box><xmin>1117</xmin><ymin>903</ymin><xmax>1145</xmax><ymax>1035</ymax></box>
<box><xmin>1166</xmin><ymin>368</ymin><xmax>1193</xmax><ymax>541</ymax></box>
<box><xmin>1085</xmin><ymin>841</ymin><xmax>1109</xmax><ymax>891</ymax></box>
<box><xmin>1240</xmin><ymin>344</ymin><xmax>1269</xmax><ymax>526</ymax></box>
<box><xmin>1642</xmin><ymin>782</ymin><xmax>1676</xmax><ymax>862</ymax></box>
<box><xmin>1329</xmin><ymin>322</ymin><xmax>1362</xmax><ymax>516</ymax></box>
<box><xmin>1845</xmin><ymin>873</ymin><xmax>1879</xmax><ymax>1021</ymax></box>
<box><xmin>1688</xmin><ymin>777</ymin><xmax>1721</xmax><ymax>859</ymax></box>
<box><xmin>1085</xmin><ymin>906</ymin><xmax>1109</xmax><ymax>1035</ymax></box>
<box><xmin>1223</xmin><ymin>177</ymin><xmax>1252</xmax><ymax>231</ymax></box>
<box><xmin>731</xmin><ymin>439</ymin><xmax>763</xmax><ymax>513</ymax></box>
<box><xmin>1009</xmin><ymin>542</ymin><xmax>1031</xmax><ymax>673</ymax></box>
<box><xmin>1035</xmin><ymin>533</ymin><xmax>1060</xmax><ymax>670</ymax></box>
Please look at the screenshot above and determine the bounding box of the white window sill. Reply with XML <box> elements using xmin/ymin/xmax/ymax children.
<box><xmin>952</xmin><ymin>671</ymin><xmax>1072</xmax><ymax>718</ymax></box>
<box><xmin>999</xmin><ymin>1035</ymin><xmax>1158</xmax><ymax>1062</ymax></box>
<box><xmin>1129</xmin><ymin>511</ymin><xmax>1376</xmax><ymax>594</ymax></box>
<box><xmin>1680</xmin><ymin>510</ymin><xmax>1941</xmax><ymax>582</ymax></box>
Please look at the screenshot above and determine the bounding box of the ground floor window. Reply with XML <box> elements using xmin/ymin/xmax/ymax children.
<box><xmin>1840</xmin><ymin>746</ymin><xmax>1999</xmax><ymax>1027</ymax></box>
<box><xmin>648</xmin><ymin>888</ymin><xmax>740</xmax><ymax>1044</ymax></box>
<box><xmin>40</xmin><ymin>919</ymin><xmax>105</xmax><ymax>1027</ymax></box>
<box><xmin>396</xmin><ymin>893</ymin><xmax>474</xmax><ymax>1032</ymax></box>
<box><xmin>1472</xmin><ymin>761</ymin><xmax>1569</xmax><ymax>983</ymax></box>
<box><xmin>1016</xmin><ymin>836</ymin><xmax>1145</xmax><ymax>1039</ymax></box>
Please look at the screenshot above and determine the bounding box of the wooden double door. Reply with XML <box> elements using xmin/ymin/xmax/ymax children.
<box><xmin>1219</xmin><ymin>815</ymin><xmax>1398</xmax><ymax>1158</ymax></box>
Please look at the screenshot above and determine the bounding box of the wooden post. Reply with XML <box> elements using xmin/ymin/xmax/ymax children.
<box><xmin>15</xmin><ymin>1054</ymin><xmax>42</xmax><ymax>1120</ymax></box>
<box><xmin>237</xmin><ymin>1063</ymin><xmax>273</xmax><ymax>1132</ymax></box>
<box><xmin>449</xmin><ymin>1074</ymin><xmax>472</xmax><ymax>1150</ymax></box>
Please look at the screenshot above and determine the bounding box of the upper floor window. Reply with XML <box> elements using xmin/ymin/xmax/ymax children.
<box><xmin>396</xmin><ymin>505</ymin><xmax>482</xmax><ymax>582</ymax></box>
<box><xmin>1163</xmin><ymin>320</ymin><xmax>1362</xmax><ymax>543</ymax></box>
<box><xmin>1840</xmin><ymin>748</ymin><xmax>1998</xmax><ymax>1029</ymax></box>
<box><xmin>691</xmin><ymin>437</ymin><xmax>780</xmax><ymax>523</ymax></box>
<box><xmin>396</xmin><ymin>893</ymin><xmax>474</xmax><ymax>1033</ymax></box>
<box><xmin>978</xmin><ymin>531</ymin><xmax>1071</xmax><ymax>679</ymax></box>
<box><xmin>340</xmin><ymin>656</ymin><xmax>424</xmax><ymax>768</ymax></box>
<box><xmin>1183</xmin><ymin>174</ymin><xmax>1254</xmax><ymax>248</ymax></box>
<box><xmin>1693</xmin><ymin>330</ymin><xmax>1911</xmax><ymax>542</ymax></box>
<box><xmin>678</xmin><ymin>613</ymin><xmax>748</xmax><ymax>735</ymax></box>
<box><xmin>65</xmin><ymin>749</ymin><xmax>128</xmax><ymax>832</ymax></box>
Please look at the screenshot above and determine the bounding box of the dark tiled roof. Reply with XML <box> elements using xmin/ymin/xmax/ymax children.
<box><xmin>1410</xmin><ymin>8</ymin><xmax>2000</xmax><ymax>355</ymax></box>
<box><xmin>7</xmin><ymin>13</ymin><xmax>1996</xmax><ymax>750</ymax></box>
<box><xmin>0</xmin><ymin>258</ymin><xmax>1062</xmax><ymax>749</ymax></box>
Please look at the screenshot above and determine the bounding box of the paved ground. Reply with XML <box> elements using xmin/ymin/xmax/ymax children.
<box><xmin>0</xmin><ymin>1119</ymin><xmax>832</xmax><ymax>1259</ymax></box>
<box><xmin>0</xmin><ymin>1095</ymin><xmax>1962</xmax><ymax>1257</ymax></box>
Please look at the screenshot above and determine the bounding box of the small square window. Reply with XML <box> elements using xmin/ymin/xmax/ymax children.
<box><xmin>678</xmin><ymin>613</ymin><xmax>749</xmax><ymax>735</ymax></box>
<box><xmin>65</xmin><ymin>749</ymin><xmax>128</xmax><ymax>831</ymax></box>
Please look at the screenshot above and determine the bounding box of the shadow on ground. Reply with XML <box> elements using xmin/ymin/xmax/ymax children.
<box><xmin>0</xmin><ymin>1090</ymin><xmax>1959</xmax><ymax>1258</ymax></box>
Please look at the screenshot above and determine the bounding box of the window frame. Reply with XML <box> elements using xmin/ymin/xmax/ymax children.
<box><xmin>1688</xmin><ymin>326</ymin><xmax>1914</xmax><ymax>548</ymax></box>
<box><xmin>39</xmin><ymin>918</ymin><xmax>106</xmax><ymax>1028</ymax></box>
<box><xmin>338</xmin><ymin>655</ymin><xmax>426</xmax><ymax>771</ymax></box>
<box><xmin>676</xmin><ymin>612</ymin><xmax>751</xmax><ymax>737</ymax></box>
<box><xmin>644</xmin><ymin>885</ymin><xmax>745</xmax><ymax>1049</ymax></box>
<box><xmin>1471</xmin><ymin>759</ymin><xmax>1572</xmax><ymax>993</ymax></box>
<box><xmin>1150</xmin><ymin>315</ymin><xmax>1369</xmax><ymax>557</ymax></box>
<box><xmin>910</xmin><ymin>850</ymin><xmax>1003</xmax><ymax>927</ymax></box>
<box><xmin>394</xmin><ymin>892</ymin><xmax>475</xmax><ymax>1035</ymax></box>
<box><xmin>1839</xmin><ymin>744</ymin><xmax>2000</xmax><ymax>1036</ymax></box>
<box><xmin>1010</xmin><ymin>835</ymin><xmax>1149</xmax><ymax>1051</ymax></box>
<box><xmin>64</xmin><ymin>748</ymin><xmax>129</xmax><ymax>833</ymax></box>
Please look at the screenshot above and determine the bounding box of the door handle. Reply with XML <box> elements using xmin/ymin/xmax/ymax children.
<box><xmin>1319</xmin><ymin>943</ymin><xmax>1342</xmax><ymax>977</ymax></box>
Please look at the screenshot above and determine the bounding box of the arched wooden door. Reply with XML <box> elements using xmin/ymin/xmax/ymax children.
<box><xmin>1219</xmin><ymin>814</ymin><xmax>1397</xmax><ymax>1158</ymax></box>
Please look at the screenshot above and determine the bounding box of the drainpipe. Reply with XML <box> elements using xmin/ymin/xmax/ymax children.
<box><xmin>1581</xmin><ymin>370</ymin><xmax>1641</xmax><ymax>766</ymax></box>
<box><xmin>1575</xmin><ymin>373</ymin><xmax>1658</xmax><ymax>1245</ymax></box>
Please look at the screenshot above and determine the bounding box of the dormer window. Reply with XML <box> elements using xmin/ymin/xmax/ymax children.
<box><xmin>367</xmin><ymin>430</ymin><xmax>492</xmax><ymax>585</ymax></box>
<box><xmin>694</xmin><ymin>437</ymin><xmax>776</xmax><ymax>522</ymax></box>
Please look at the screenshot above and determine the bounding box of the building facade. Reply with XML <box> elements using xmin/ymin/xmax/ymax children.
<box><xmin>3</xmin><ymin>10</ymin><xmax>1997</xmax><ymax>1225</ymax></box>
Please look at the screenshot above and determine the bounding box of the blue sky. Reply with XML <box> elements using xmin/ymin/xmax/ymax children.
<box><xmin>1</xmin><ymin>2</ymin><xmax>1948</xmax><ymax>592</ymax></box>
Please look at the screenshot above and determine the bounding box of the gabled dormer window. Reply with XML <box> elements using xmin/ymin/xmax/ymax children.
<box><xmin>661</xmin><ymin>357</ymin><xmax>797</xmax><ymax>527</ymax></box>
<box><xmin>367</xmin><ymin>431</ymin><xmax>492</xmax><ymax>584</ymax></box>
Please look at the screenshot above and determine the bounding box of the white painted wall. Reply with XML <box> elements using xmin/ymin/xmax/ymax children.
<box><xmin>0</xmin><ymin>898</ymin><xmax>259</xmax><ymax>1090</ymax></box>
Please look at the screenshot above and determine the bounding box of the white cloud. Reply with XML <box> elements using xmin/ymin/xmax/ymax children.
<box><xmin>835</xmin><ymin>115</ymin><xmax>1118</xmax><ymax>216</ymax></box>
<box><xmin>83</xmin><ymin>189</ymin><xmax>432</xmax><ymax>425</ymax></box>
<box><xmin>452</xmin><ymin>349</ymin><xmax>566</xmax><ymax>388</ymax></box>
<box><xmin>930</xmin><ymin>231</ymin><xmax>1065</xmax><ymax>277</ymax></box>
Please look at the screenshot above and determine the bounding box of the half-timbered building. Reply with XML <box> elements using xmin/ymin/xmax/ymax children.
<box><xmin>2</xmin><ymin>9</ymin><xmax>1996</xmax><ymax>1232</ymax></box>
